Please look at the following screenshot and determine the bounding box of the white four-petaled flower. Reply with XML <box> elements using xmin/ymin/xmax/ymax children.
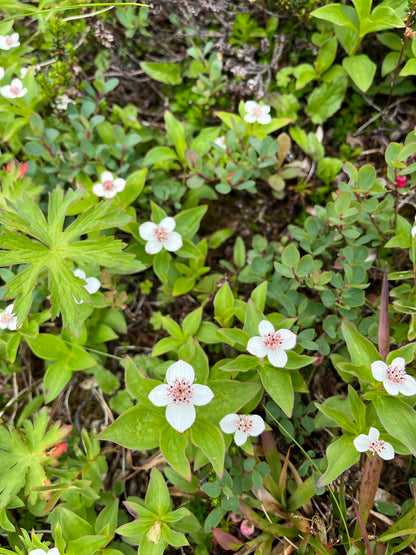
<box><xmin>371</xmin><ymin>357</ymin><xmax>416</xmax><ymax>396</ymax></box>
<box><xmin>139</xmin><ymin>217</ymin><xmax>183</xmax><ymax>254</ymax></box>
<box><xmin>353</xmin><ymin>427</ymin><xmax>394</xmax><ymax>460</ymax></box>
<box><xmin>243</xmin><ymin>101</ymin><xmax>271</xmax><ymax>125</ymax></box>
<box><xmin>1</xmin><ymin>78</ymin><xmax>27</xmax><ymax>99</ymax></box>
<box><xmin>92</xmin><ymin>171</ymin><xmax>126</xmax><ymax>199</ymax></box>
<box><xmin>55</xmin><ymin>94</ymin><xmax>75</xmax><ymax>110</ymax></box>
<box><xmin>0</xmin><ymin>304</ymin><xmax>18</xmax><ymax>331</ymax></box>
<box><xmin>219</xmin><ymin>413</ymin><xmax>265</xmax><ymax>446</ymax></box>
<box><xmin>29</xmin><ymin>549</ymin><xmax>60</xmax><ymax>555</ymax></box>
<box><xmin>247</xmin><ymin>320</ymin><xmax>296</xmax><ymax>368</ymax></box>
<box><xmin>0</xmin><ymin>33</ymin><xmax>20</xmax><ymax>50</ymax></box>
<box><xmin>73</xmin><ymin>269</ymin><xmax>101</xmax><ymax>304</ymax></box>
<box><xmin>148</xmin><ymin>360</ymin><xmax>214</xmax><ymax>433</ymax></box>
<box><xmin>214</xmin><ymin>136</ymin><xmax>226</xmax><ymax>149</ymax></box>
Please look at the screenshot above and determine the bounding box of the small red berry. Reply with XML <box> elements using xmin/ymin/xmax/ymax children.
<box><xmin>396</xmin><ymin>175</ymin><xmax>407</xmax><ymax>188</ymax></box>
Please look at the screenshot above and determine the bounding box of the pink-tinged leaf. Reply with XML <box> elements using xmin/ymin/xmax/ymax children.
<box><xmin>212</xmin><ymin>528</ymin><xmax>244</xmax><ymax>551</ymax></box>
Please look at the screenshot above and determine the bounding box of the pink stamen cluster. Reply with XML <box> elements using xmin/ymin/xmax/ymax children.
<box><xmin>102</xmin><ymin>179</ymin><xmax>114</xmax><ymax>191</ymax></box>
<box><xmin>252</xmin><ymin>106</ymin><xmax>262</xmax><ymax>118</ymax></box>
<box><xmin>263</xmin><ymin>332</ymin><xmax>283</xmax><ymax>350</ymax></box>
<box><xmin>368</xmin><ymin>439</ymin><xmax>387</xmax><ymax>456</ymax></box>
<box><xmin>0</xmin><ymin>313</ymin><xmax>13</xmax><ymax>324</ymax></box>
<box><xmin>6</xmin><ymin>36</ymin><xmax>13</xmax><ymax>46</ymax></box>
<box><xmin>154</xmin><ymin>227</ymin><xmax>169</xmax><ymax>242</ymax></box>
<box><xmin>10</xmin><ymin>85</ymin><xmax>20</xmax><ymax>95</ymax></box>
<box><xmin>236</xmin><ymin>415</ymin><xmax>253</xmax><ymax>434</ymax></box>
<box><xmin>167</xmin><ymin>377</ymin><xmax>194</xmax><ymax>405</ymax></box>
<box><xmin>387</xmin><ymin>364</ymin><xmax>406</xmax><ymax>384</ymax></box>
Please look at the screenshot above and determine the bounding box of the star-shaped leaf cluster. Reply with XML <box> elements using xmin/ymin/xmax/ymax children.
<box><xmin>0</xmin><ymin>188</ymin><xmax>143</xmax><ymax>335</ymax></box>
<box><xmin>0</xmin><ymin>409</ymin><xmax>70</xmax><ymax>506</ymax></box>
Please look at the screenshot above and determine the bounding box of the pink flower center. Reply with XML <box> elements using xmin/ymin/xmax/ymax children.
<box><xmin>10</xmin><ymin>85</ymin><xmax>20</xmax><ymax>95</ymax></box>
<box><xmin>154</xmin><ymin>226</ymin><xmax>169</xmax><ymax>243</ymax></box>
<box><xmin>368</xmin><ymin>440</ymin><xmax>386</xmax><ymax>456</ymax></box>
<box><xmin>236</xmin><ymin>415</ymin><xmax>253</xmax><ymax>434</ymax></box>
<box><xmin>167</xmin><ymin>377</ymin><xmax>194</xmax><ymax>405</ymax></box>
<box><xmin>102</xmin><ymin>179</ymin><xmax>114</xmax><ymax>191</ymax></box>
<box><xmin>263</xmin><ymin>332</ymin><xmax>283</xmax><ymax>350</ymax></box>
<box><xmin>0</xmin><ymin>312</ymin><xmax>14</xmax><ymax>323</ymax></box>
<box><xmin>386</xmin><ymin>364</ymin><xmax>406</xmax><ymax>384</ymax></box>
<box><xmin>252</xmin><ymin>106</ymin><xmax>262</xmax><ymax>118</ymax></box>
<box><xmin>6</xmin><ymin>36</ymin><xmax>13</xmax><ymax>46</ymax></box>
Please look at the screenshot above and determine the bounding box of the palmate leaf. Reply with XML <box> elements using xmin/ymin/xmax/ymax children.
<box><xmin>0</xmin><ymin>409</ymin><xmax>70</xmax><ymax>506</ymax></box>
<box><xmin>0</xmin><ymin>188</ymin><xmax>144</xmax><ymax>335</ymax></box>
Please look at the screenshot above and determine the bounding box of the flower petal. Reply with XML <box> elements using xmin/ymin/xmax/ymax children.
<box><xmin>85</xmin><ymin>277</ymin><xmax>100</xmax><ymax>295</ymax></box>
<box><xmin>139</xmin><ymin>221</ymin><xmax>157</xmax><ymax>241</ymax></box>
<box><xmin>257</xmin><ymin>113</ymin><xmax>271</xmax><ymax>125</ymax></box>
<box><xmin>166</xmin><ymin>403</ymin><xmax>195</xmax><ymax>433</ymax></box>
<box><xmin>383</xmin><ymin>379</ymin><xmax>399</xmax><ymax>395</ymax></box>
<box><xmin>244</xmin><ymin>101</ymin><xmax>258</xmax><ymax>112</ymax></box>
<box><xmin>192</xmin><ymin>384</ymin><xmax>214</xmax><ymax>406</ymax></box>
<box><xmin>243</xmin><ymin>114</ymin><xmax>256</xmax><ymax>123</ymax></box>
<box><xmin>92</xmin><ymin>184</ymin><xmax>105</xmax><ymax>197</ymax></box>
<box><xmin>159</xmin><ymin>217</ymin><xmax>176</xmax><ymax>232</ymax></box>
<box><xmin>353</xmin><ymin>434</ymin><xmax>370</xmax><ymax>452</ymax></box>
<box><xmin>267</xmin><ymin>348</ymin><xmax>288</xmax><ymax>368</ymax></box>
<box><xmin>5</xmin><ymin>304</ymin><xmax>14</xmax><ymax>314</ymax></box>
<box><xmin>371</xmin><ymin>361</ymin><xmax>387</xmax><ymax>381</ymax></box>
<box><xmin>258</xmin><ymin>320</ymin><xmax>274</xmax><ymax>337</ymax></box>
<box><xmin>163</xmin><ymin>231</ymin><xmax>183</xmax><ymax>252</ymax></box>
<box><xmin>7</xmin><ymin>318</ymin><xmax>17</xmax><ymax>331</ymax></box>
<box><xmin>28</xmin><ymin>550</ymin><xmax>48</xmax><ymax>555</ymax></box>
<box><xmin>249</xmin><ymin>415</ymin><xmax>265</xmax><ymax>437</ymax></box>
<box><xmin>247</xmin><ymin>336</ymin><xmax>267</xmax><ymax>358</ymax></box>
<box><xmin>148</xmin><ymin>384</ymin><xmax>170</xmax><ymax>407</ymax></box>
<box><xmin>73</xmin><ymin>269</ymin><xmax>87</xmax><ymax>281</ymax></box>
<box><xmin>166</xmin><ymin>359</ymin><xmax>195</xmax><ymax>385</ymax></box>
<box><xmin>368</xmin><ymin>427</ymin><xmax>380</xmax><ymax>441</ymax></box>
<box><xmin>101</xmin><ymin>171</ymin><xmax>113</xmax><ymax>182</ymax></box>
<box><xmin>379</xmin><ymin>442</ymin><xmax>395</xmax><ymax>460</ymax></box>
<box><xmin>234</xmin><ymin>429</ymin><xmax>248</xmax><ymax>446</ymax></box>
<box><xmin>399</xmin><ymin>375</ymin><xmax>416</xmax><ymax>396</ymax></box>
<box><xmin>145</xmin><ymin>239</ymin><xmax>163</xmax><ymax>254</ymax></box>
<box><xmin>279</xmin><ymin>329</ymin><xmax>297</xmax><ymax>350</ymax></box>
<box><xmin>0</xmin><ymin>321</ymin><xmax>8</xmax><ymax>329</ymax></box>
<box><xmin>113</xmin><ymin>178</ymin><xmax>126</xmax><ymax>192</ymax></box>
<box><xmin>219</xmin><ymin>413</ymin><xmax>239</xmax><ymax>434</ymax></box>
<box><xmin>390</xmin><ymin>357</ymin><xmax>405</xmax><ymax>371</ymax></box>
<box><xmin>0</xmin><ymin>37</ymin><xmax>7</xmax><ymax>50</ymax></box>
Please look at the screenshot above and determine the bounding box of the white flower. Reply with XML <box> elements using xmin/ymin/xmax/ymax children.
<box><xmin>243</xmin><ymin>101</ymin><xmax>271</xmax><ymax>125</ymax></box>
<box><xmin>0</xmin><ymin>33</ymin><xmax>20</xmax><ymax>50</ymax></box>
<box><xmin>247</xmin><ymin>320</ymin><xmax>296</xmax><ymax>368</ymax></box>
<box><xmin>214</xmin><ymin>136</ymin><xmax>226</xmax><ymax>149</ymax></box>
<box><xmin>139</xmin><ymin>217</ymin><xmax>183</xmax><ymax>254</ymax></box>
<box><xmin>220</xmin><ymin>413</ymin><xmax>265</xmax><ymax>446</ymax></box>
<box><xmin>371</xmin><ymin>357</ymin><xmax>416</xmax><ymax>396</ymax></box>
<box><xmin>55</xmin><ymin>94</ymin><xmax>75</xmax><ymax>110</ymax></box>
<box><xmin>92</xmin><ymin>171</ymin><xmax>126</xmax><ymax>199</ymax></box>
<box><xmin>29</xmin><ymin>549</ymin><xmax>60</xmax><ymax>555</ymax></box>
<box><xmin>73</xmin><ymin>269</ymin><xmax>101</xmax><ymax>304</ymax></box>
<box><xmin>0</xmin><ymin>304</ymin><xmax>18</xmax><ymax>331</ymax></box>
<box><xmin>1</xmin><ymin>78</ymin><xmax>27</xmax><ymax>99</ymax></box>
<box><xmin>0</xmin><ymin>67</ymin><xmax>4</xmax><ymax>80</ymax></box>
<box><xmin>353</xmin><ymin>427</ymin><xmax>394</xmax><ymax>460</ymax></box>
<box><xmin>148</xmin><ymin>360</ymin><xmax>214</xmax><ymax>433</ymax></box>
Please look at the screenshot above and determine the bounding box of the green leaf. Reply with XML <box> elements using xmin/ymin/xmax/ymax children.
<box><xmin>142</xmin><ymin>146</ymin><xmax>178</xmax><ymax>166</ymax></box>
<box><xmin>219</xmin><ymin>355</ymin><xmax>259</xmax><ymax>373</ymax></box>
<box><xmin>160</xmin><ymin>424</ymin><xmax>191</xmax><ymax>480</ymax></box>
<box><xmin>174</xmin><ymin>205</ymin><xmax>207</xmax><ymax>240</ymax></box>
<box><xmin>311</xmin><ymin>4</ymin><xmax>359</xmax><ymax>30</ymax></box>
<box><xmin>341</xmin><ymin>318</ymin><xmax>380</xmax><ymax>367</ymax></box>
<box><xmin>203</xmin><ymin>380</ymin><xmax>262</xmax><ymax>422</ymax></box>
<box><xmin>305</xmin><ymin>66</ymin><xmax>348</xmax><ymax>124</ymax></box>
<box><xmin>165</xmin><ymin>111</ymin><xmax>187</xmax><ymax>162</ymax></box>
<box><xmin>98</xmin><ymin>404</ymin><xmax>165</xmax><ymax>450</ymax></box>
<box><xmin>191</xmin><ymin>417</ymin><xmax>225</xmax><ymax>477</ymax></box>
<box><xmin>145</xmin><ymin>469</ymin><xmax>172</xmax><ymax>516</ymax></box>
<box><xmin>342</xmin><ymin>54</ymin><xmax>376</xmax><ymax>92</ymax></box>
<box><xmin>251</xmin><ymin>281</ymin><xmax>268</xmax><ymax>312</ymax></box>
<box><xmin>161</xmin><ymin>524</ymin><xmax>189</xmax><ymax>547</ymax></box>
<box><xmin>258</xmin><ymin>365</ymin><xmax>294</xmax><ymax>416</ymax></box>
<box><xmin>373</xmin><ymin>397</ymin><xmax>416</xmax><ymax>455</ymax></box>
<box><xmin>140</xmin><ymin>62</ymin><xmax>182</xmax><ymax>85</ymax></box>
<box><xmin>182</xmin><ymin>307</ymin><xmax>203</xmax><ymax>338</ymax></box>
<box><xmin>43</xmin><ymin>359</ymin><xmax>73</xmax><ymax>402</ymax></box>
<box><xmin>317</xmin><ymin>435</ymin><xmax>360</xmax><ymax>487</ymax></box>
<box><xmin>25</xmin><ymin>334</ymin><xmax>69</xmax><ymax>360</ymax></box>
